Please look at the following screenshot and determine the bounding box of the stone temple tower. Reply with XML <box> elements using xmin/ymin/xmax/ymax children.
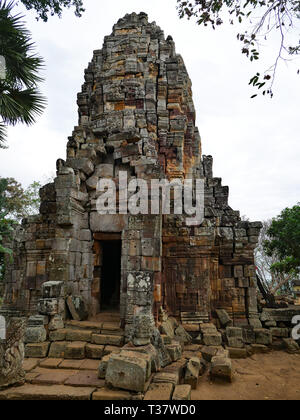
<box><xmin>1</xmin><ymin>12</ymin><xmax>262</xmax><ymax>343</ymax></box>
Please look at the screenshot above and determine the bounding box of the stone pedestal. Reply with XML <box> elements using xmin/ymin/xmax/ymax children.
<box><xmin>0</xmin><ymin>317</ymin><xmax>26</xmax><ymax>390</ymax></box>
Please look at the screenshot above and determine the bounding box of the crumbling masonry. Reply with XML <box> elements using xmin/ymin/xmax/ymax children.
<box><xmin>1</xmin><ymin>12</ymin><xmax>262</xmax><ymax>343</ymax></box>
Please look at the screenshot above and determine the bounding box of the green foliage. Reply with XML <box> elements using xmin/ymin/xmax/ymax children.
<box><xmin>0</xmin><ymin>178</ymin><xmax>15</xmax><ymax>287</ymax></box>
<box><xmin>0</xmin><ymin>177</ymin><xmax>41</xmax><ymax>221</ymax></box>
<box><xmin>0</xmin><ymin>0</ymin><xmax>46</xmax><ymax>147</ymax></box>
<box><xmin>177</xmin><ymin>0</ymin><xmax>300</xmax><ymax>97</ymax></box>
<box><xmin>19</xmin><ymin>0</ymin><xmax>85</xmax><ymax>22</ymax></box>
<box><xmin>0</xmin><ymin>176</ymin><xmax>41</xmax><ymax>287</ymax></box>
<box><xmin>264</xmin><ymin>204</ymin><xmax>300</xmax><ymax>275</ymax></box>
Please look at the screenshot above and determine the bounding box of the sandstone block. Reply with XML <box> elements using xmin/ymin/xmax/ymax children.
<box><xmin>85</xmin><ymin>344</ymin><xmax>104</xmax><ymax>359</ymax></box>
<box><xmin>184</xmin><ymin>357</ymin><xmax>200</xmax><ymax>390</ymax></box>
<box><xmin>48</xmin><ymin>315</ymin><xmax>64</xmax><ymax>331</ymax></box>
<box><xmin>166</xmin><ymin>342</ymin><xmax>182</xmax><ymax>362</ymax></box>
<box><xmin>203</xmin><ymin>332</ymin><xmax>222</xmax><ymax>346</ymax></box>
<box><xmin>65</xmin><ymin>329</ymin><xmax>92</xmax><ymax>342</ymax></box>
<box><xmin>66</xmin><ymin>296</ymin><xmax>88</xmax><ymax>321</ymax></box>
<box><xmin>226</xmin><ymin>327</ymin><xmax>244</xmax><ymax>348</ymax></box>
<box><xmin>283</xmin><ymin>338</ymin><xmax>300</xmax><ymax>354</ymax></box>
<box><xmin>25</xmin><ymin>327</ymin><xmax>47</xmax><ymax>344</ymax></box>
<box><xmin>172</xmin><ymin>385</ymin><xmax>191</xmax><ymax>401</ymax></box>
<box><xmin>144</xmin><ymin>383</ymin><xmax>174</xmax><ymax>401</ymax></box>
<box><xmin>92</xmin><ymin>334</ymin><xmax>124</xmax><ymax>346</ymax></box>
<box><xmin>49</xmin><ymin>329</ymin><xmax>66</xmax><ymax>342</ymax></box>
<box><xmin>98</xmin><ymin>355</ymin><xmax>110</xmax><ymax>379</ymax></box>
<box><xmin>48</xmin><ymin>341</ymin><xmax>67</xmax><ymax>358</ymax></box>
<box><xmin>65</xmin><ymin>342</ymin><xmax>86</xmax><ymax>359</ymax></box>
<box><xmin>216</xmin><ymin>309</ymin><xmax>232</xmax><ymax>327</ymax></box>
<box><xmin>106</xmin><ymin>353</ymin><xmax>148</xmax><ymax>392</ymax></box>
<box><xmin>200</xmin><ymin>346</ymin><xmax>218</xmax><ymax>362</ymax></box>
<box><xmin>25</xmin><ymin>343</ymin><xmax>50</xmax><ymax>358</ymax></box>
<box><xmin>211</xmin><ymin>356</ymin><xmax>233</xmax><ymax>382</ymax></box>
<box><xmin>254</xmin><ymin>329</ymin><xmax>272</xmax><ymax>345</ymax></box>
<box><xmin>226</xmin><ymin>347</ymin><xmax>248</xmax><ymax>359</ymax></box>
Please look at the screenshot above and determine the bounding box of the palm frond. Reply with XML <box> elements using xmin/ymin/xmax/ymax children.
<box><xmin>0</xmin><ymin>84</ymin><xmax>46</xmax><ymax>125</ymax></box>
<box><xmin>0</xmin><ymin>121</ymin><xmax>7</xmax><ymax>148</ymax></box>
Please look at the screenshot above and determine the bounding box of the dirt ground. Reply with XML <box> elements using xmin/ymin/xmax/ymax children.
<box><xmin>192</xmin><ymin>351</ymin><xmax>300</xmax><ymax>400</ymax></box>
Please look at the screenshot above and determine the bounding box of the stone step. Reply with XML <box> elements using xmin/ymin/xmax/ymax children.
<box><xmin>0</xmin><ymin>385</ymin><xmax>96</xmax><ymax>400</ymax></box>
<box><xmin>25</xmin><ymin>340</ymin><xmax>122</xmax><ymax>360</ymax></box>
<box><xmin>65</xmin><ymin>320</ymin><xmax>101</xmax><ymax>332</ymax></box>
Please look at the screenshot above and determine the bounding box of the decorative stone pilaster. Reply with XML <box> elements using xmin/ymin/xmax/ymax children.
<box><xmin>0</xmin><ymin>316</ymin><xmax>26</xmax><ymax>390</ymax></box>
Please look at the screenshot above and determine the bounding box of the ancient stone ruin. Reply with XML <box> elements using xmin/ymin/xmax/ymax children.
<box><xmin>0</xmin><ymin>12</ymin><xmax>299</xmax><ymax>399</ymax></box>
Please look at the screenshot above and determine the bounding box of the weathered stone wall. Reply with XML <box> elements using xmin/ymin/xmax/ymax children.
<box><xmin>1</xmin><ymin>12</ymin><xmax>261</xmax><ymax>338</ymax></box>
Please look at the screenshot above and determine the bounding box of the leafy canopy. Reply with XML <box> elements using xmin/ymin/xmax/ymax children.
<box><xmin>177</xmin><ymin>0</ymin><xmax>300</xmax><ymax>97</ymax></box>
<box><xmin>17</xmin><ymin>0</ymin><xmax>85</xmax><ymax>22</ymax></box>
<box><xmin>264</xmin><ymin>203</ymin><xmax>300</xmax><ymax>275</ymax></box>
<box><xmin>0</xmin><ymin>0</ymin><xmax>46</xmax><ymax>147</ymax></box>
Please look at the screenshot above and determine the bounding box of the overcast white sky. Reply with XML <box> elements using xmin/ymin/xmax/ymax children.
<box><xmin>0</xmin><ymin>0</ymin><xmax>299</xmax><ymax>221</ymax></box>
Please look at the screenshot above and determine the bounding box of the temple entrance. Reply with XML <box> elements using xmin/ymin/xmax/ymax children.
<box><xmin>92</xmin><ymin>233</ymin><xmax>122</xmax><ymax>314</ymax></box>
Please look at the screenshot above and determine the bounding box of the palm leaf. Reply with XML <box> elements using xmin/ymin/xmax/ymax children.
<box><xmin>0</xmin><ymin>1</ymin><xmax>46</xmax><ymax>144</ymax></box>
<box><xmin>0</xmin><ymin>121</ymin><xmax>7</xmax><ymax>148</ymax></box>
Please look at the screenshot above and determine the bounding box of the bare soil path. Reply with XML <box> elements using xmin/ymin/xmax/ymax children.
<box><xmin>192</xmin><ymin>351</ymin><xmax>300</xmax><ymax>400</ymax></box>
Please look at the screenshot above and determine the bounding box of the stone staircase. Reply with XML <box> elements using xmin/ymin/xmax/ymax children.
<box><xmin>25</xmin><ymin>315</ymin><xmax>124</xmax><ymax>361</ymax></box>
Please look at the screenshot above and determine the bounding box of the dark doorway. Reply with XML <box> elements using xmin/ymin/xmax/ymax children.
<box><xmin>100</xmin><ymin>240</ymin><xmax>121</xmax><ymax>310</ymax></box>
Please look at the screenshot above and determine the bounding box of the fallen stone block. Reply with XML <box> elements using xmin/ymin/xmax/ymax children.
<box><xmin>249</xmin><ymin>318</ymin><xmax>262</xmax><ymax>329</ymax></box>
<box><xmin>242</xmin><ymin>326</ymin><xmax>255</xmax><ymax>344</ymax></box>
<box><xmin>226</xmin><ymin>327</ymin><xmax>244</xmax><ymax>348</ymax></box>
<box><xmin>203</xmin><ymin>332</ymin><xmax>222</xmax><ymax>346</ymax></box>
<box><xmin>250</xmin><ymin>344</ymin><xmax>271</xmax><ymax>354</ymax></box>
<box><xmin>226</xmin><ymin>347</ymin><xmax>248</xmax><ymax>359</ymax></box>
<box><xmin>200</xmin><ymin>323</ymin><xmax>218</xmax><ymax>334</ymax></box>
<box><xmin>175</xmin><ymin>325</ymin><xmax>192</xmax><ymax>344</ymax></box>
<box><xmin>200</xmin><ymin>346</ymin><xmax>218</xmax><ymax>362</ymax></box>
<box><xmin>166</xmin><ymin>342</ymin><xmax>182</xmax><ymax>362</ymax></box>
<box><xmin>216</xmin><ymin>309</ymin><xmax>233</xmax><ymax>327</ymax></box>
<box><xmin>122</xmin><ymin>343</ymin><xmax>160</xmax><ymax>372</ymax></box>
<box><xmin>211</xmin><ymin>356</ymin><xmax>233</xmax><ymax>382</ymax></box>
<box><xmin>105</xmin><ymin>352</ymin><xmax>148</xmax><ymax>392</ymax></box>
<box><xmin>160</xmin><ymin>319</ymin><xmax>175</xmax><ymax>339</ymax></box>
<box><xmin>254</xmin><ymin>329</ymin><xmax>272</xmax><ymax>346</ymax></box>
<box><xmin>163</xmin><ymin>358</ymin><xmax>188</xmax><ymax>381</ymax></box>
<box><xmin>25</xmin><ymin>343</ymin><xmax>50</xmax><ymax>358</ymax></box>
<box><xmin>98</xmin><ymin>355</ymin><xmax>110</xmax><ymax>379</ymax></box>
<box><xmin>120</xmin><ymin>350</ymin><xmax>152</xmax><ymax>380</ymax></box>
<box><xmin>270</xmin><ymin>328</ymin><xmax>289</xmax><ymax>338</ymax></box>
<box><xmin>144</xmin><ymin>383</ymin><xmax>174</xmax><ymax>401</ymax></box>
<box><xmin>66</xmin><ymin>296</ymin><xmax>88</xmax><ymax>321</ymax></box>
<box><xmin>153</xmin><ymin>372</ymin><xmax>179</xmax><ymax>386</ymax></box>
<box><xmin>184</xmin><ymin>357</ymin><xmax>200</xmax><ymax>390</ymax></box>
<box><xmin>282</xmin><ymin>338</ymin><xmax>300</xmax><ymax>354</ymax></box>
<box><xmin>172</xmin><ymin>384</ymin><xmax>191</xmax><ymax>401</ymax></box>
